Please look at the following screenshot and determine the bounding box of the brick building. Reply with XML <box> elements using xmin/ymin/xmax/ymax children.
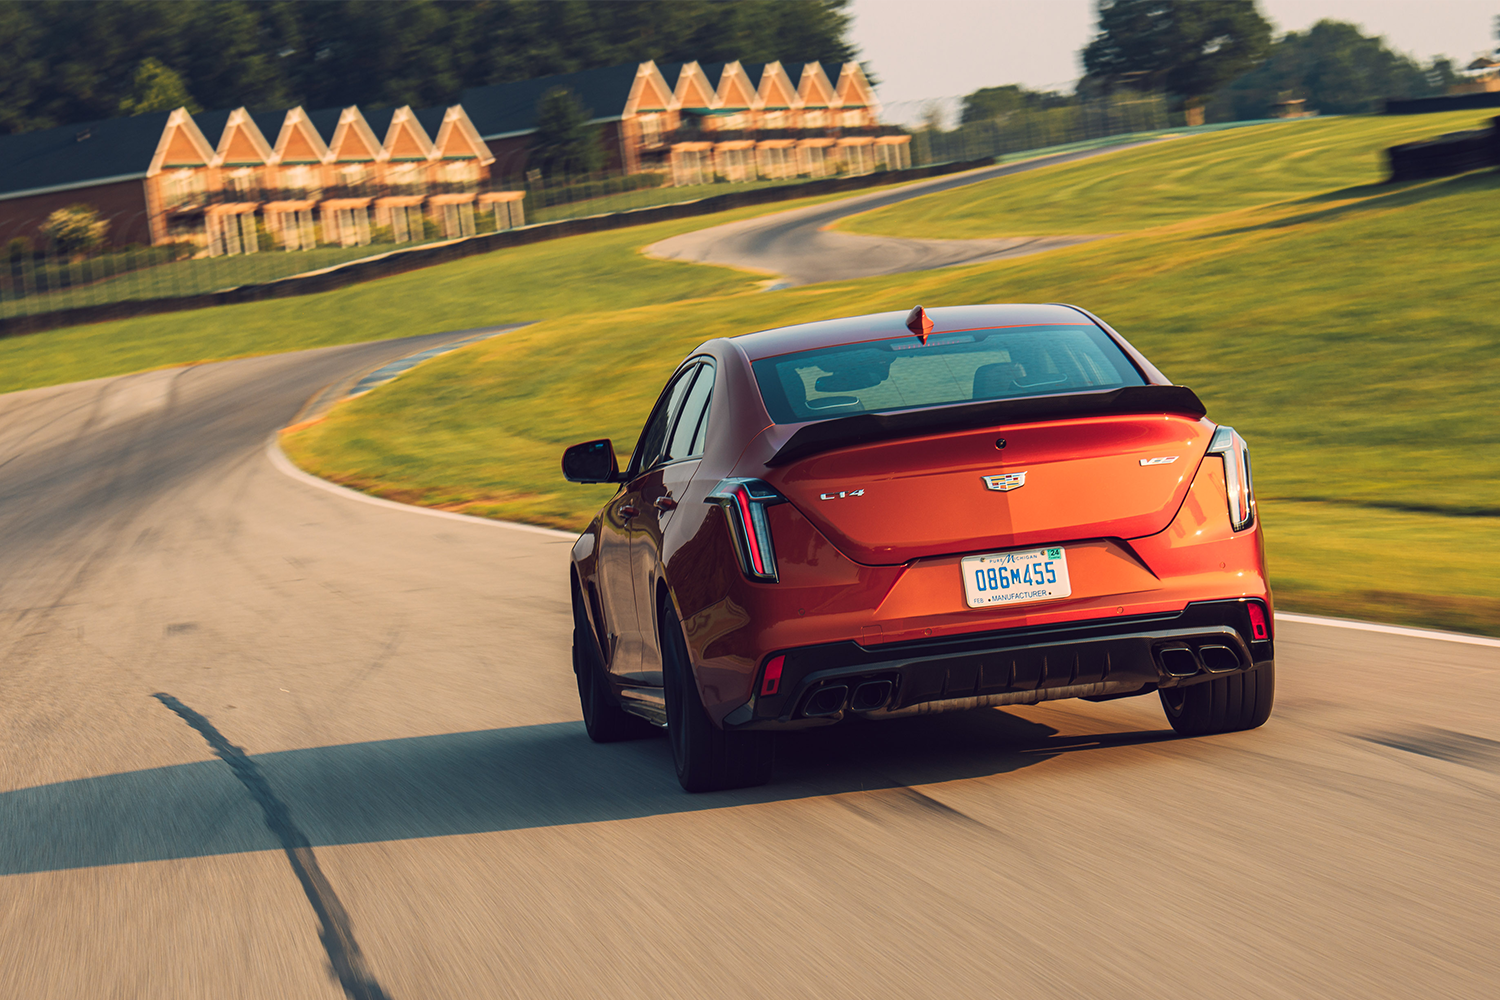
<box><xmin>0</xmin><ymin>59</ymin><xmax>907</xmax><ymax>255</ymax></box>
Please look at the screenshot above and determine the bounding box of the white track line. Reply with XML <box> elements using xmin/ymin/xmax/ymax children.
<box><xmin>265</xmin><ymin>435</ymin><xmax>575</xmax><ymax>540</ymax></box>
<box><xmin>1275</xmin><ymin>612</ymin><xmax>1500</xmax><ymax>649</ymax></box>
<box><xmin>268</xmin><ymin>437</ymin><xmax>1497</xmax><ymax>647</ymax></box>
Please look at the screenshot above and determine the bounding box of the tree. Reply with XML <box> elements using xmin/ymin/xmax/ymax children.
<box><xmin>1082</xmin><ymin>0</ymin><xmax>1272</xmax><ymax>116</ymax></box>
<box><xmin>960</xmin><ymin>84</ymin><xmax>1074</xmax><ymax>124</ymax></box>
<box><xmin>119</xmin><ymin>57</ymin><xmax>200</xmax><ymax>115</ymax></box>
<box><xmin>0</xmin><ymin>0</ymin><xmax>866</xmax><ymax>135</ymax></box>
<box><xmin>1207</xmin><ymin>20</ymin><xmax>1453</xmax><ymax>121</ymax></box>
<box><xmin>40</xmin><ymin>204</ymin><xmax>109</xmax><ymax>257</ymax></box>
<box><xmin>530</xmin><ymin>87</ymin><xmax>604</xmax><ymax>177</ymax></box>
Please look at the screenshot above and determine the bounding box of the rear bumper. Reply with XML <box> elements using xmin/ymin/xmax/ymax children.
<box><xmin>727</xmin><ymin>599</ymin><xmax>1273</xmax><ymax>729</ymax></box>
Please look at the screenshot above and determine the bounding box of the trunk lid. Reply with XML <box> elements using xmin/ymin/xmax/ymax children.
<box><xmin>762</xmin><ymin>413</ymin><xmax>1213</xmax><ymax>565</ymax></box>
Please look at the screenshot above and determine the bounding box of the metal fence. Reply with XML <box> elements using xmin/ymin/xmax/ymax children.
<box><xmin>911</xmin><ymin>93</ymin><xmax>1173</xmax><ymax>164</ymax></box>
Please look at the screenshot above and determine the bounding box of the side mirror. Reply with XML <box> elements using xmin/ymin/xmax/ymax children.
<box><xmin>562</xmin><ymin>439</ymin><xmax>620</xmax><ymax>483</ymax></box>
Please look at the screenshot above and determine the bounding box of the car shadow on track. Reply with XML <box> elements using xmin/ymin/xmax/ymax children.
<box><xmin>0</xmin><ymin>707</ymin><xmax>1177</xmax><ymax>876</ymax></box>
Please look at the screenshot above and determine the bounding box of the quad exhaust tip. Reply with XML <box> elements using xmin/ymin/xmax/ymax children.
<box><xmin>1157</xmin><ymin>643</ymin><xmax>1247</xmax><ymax>678</ymax></box>
<box><xmin>1158</xmin><ymin>647</ymin><xmax>1200</xmax><ymax>677</ymax></box>
<box><xmin>801</xmin><ymin>679</ymin><xmax>895</xmax><ymax>718</ymax></box>
<box><xmin>802</xmin><ymin>684</ymin><xmax>849</xmax><ymax>718</ymax></box>
<box><xmin>1197</xmin><ymin>644</ymin><xmax>1243</xmax><ymax>673</ymax></box>
<box><xmin>850</xmin><ymin>679</ymin><xmax>894</xmax><ymax>713</ymax></box>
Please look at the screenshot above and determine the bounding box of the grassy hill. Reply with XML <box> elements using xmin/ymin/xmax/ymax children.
<box><xmin>837</xmin><ymin>112</ymin><xmax>1489</xmax><ymax>236</ymax></box>
<box><xmin>282</xmin><ymin>111</ymin><xmax>1500</xmax><ymax>634</ymax></box>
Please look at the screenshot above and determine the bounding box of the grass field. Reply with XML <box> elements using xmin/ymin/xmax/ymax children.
<box><xmin>280</xmin><ymin>110</ymin><xmax>1500</xmax><ymax>635</ymax></box>
<box><xmin>0</xmin><ymin>180</ymin><xmax>947</xmax><ymax>396</ymax></box>
<box><xmin>839</xmin><ymin>112</ymin><xmax>1491</xmax><ymax>236</ymax></box>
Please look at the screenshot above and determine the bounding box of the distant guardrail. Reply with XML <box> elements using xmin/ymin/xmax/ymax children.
<box><xmin>1385</xmin><ymin>92</ymin><xmax>1500</xmax><ymax>115</ymax></box>
<box><xmin>1387</xmin><ymin>117</ymin><xmax>1500</xmax><ymax>182</ymax></box>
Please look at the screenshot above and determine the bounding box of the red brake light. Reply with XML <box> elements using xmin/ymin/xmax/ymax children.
<box><xmin>733</xmin><ymin>486</ymin><xmax>766</xmax><ymax>576</ymax></box>
<box><xmin>706</xmin><ymin>479</ymin><xmax>787</xmax><ymax>582</ymax></box>
<box><xmin>1247</xmin><ymin>601</ymin><xmax>1270</xmax><ymax>641</ymax></box>
<box><xmin>761</xmin><ymin>655</ymin><xmax>785</xmax><ymax>696</ymax></box>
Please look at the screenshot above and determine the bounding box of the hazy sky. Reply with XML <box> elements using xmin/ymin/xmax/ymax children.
<box><xmin>851</xmin><ymin>0</ymin><xmax>1499</xmax><ymax>118</ymax></box>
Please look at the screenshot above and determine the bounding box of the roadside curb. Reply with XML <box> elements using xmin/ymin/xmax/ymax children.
<box><xmin>265</xmin><ymin>435</ymin><xmax>575</xmax><ymax>540</ymax></box>
<box><xmin>1273</xmin><ymin>612</ymin><xmax>1500</xmax><ymax>649</ymax></box>
<box><xmin>268</xmin><ymin>326</ymin><xmax>575</xmax><ymax>540</ymax></box>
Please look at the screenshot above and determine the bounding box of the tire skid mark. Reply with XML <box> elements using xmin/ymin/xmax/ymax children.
<box><xmin>1364</xmin><ymin>726</ymin><xmax>1500</xmax><ymax>774</ymax></box>
<box><xmin>152</xmin><ymin>693</ymin><xmax>393</xmax><ymax>1000</ymax></box>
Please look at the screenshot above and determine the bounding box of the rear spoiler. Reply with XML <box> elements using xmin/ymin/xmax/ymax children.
<box><xmin>765</xmin><ymin>385</ymin><xmax>1207</xmax><ymax>467</ymax></box>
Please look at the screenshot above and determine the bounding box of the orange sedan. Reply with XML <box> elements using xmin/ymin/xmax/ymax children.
<box><xmin>564</xmin><ymin>304</ymin><xmax>1273</xmax><ymax>791</ymax></box>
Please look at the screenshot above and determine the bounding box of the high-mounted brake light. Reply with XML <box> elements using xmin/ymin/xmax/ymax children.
<box><xmin>905</xmin><ymin>304</ymin><xmax>933</xmax><ymax>345</ymax></box>
<box><xmin>706</xmin><ymin>478</ymin><xmax>788</xmax><ymax>582</ymax></box>
<box><xmin>761</xmin><ymin>655</ymin><xmax>786</xmax><ymax>696</ymax></box>
<box><xmin>1208</xmin><ymin>426</ymin><xmax>1255</xmax><ymax>531</ymax></box>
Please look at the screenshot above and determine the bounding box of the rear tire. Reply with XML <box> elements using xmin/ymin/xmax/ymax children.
<box><xmin>661</xmin><ymin>602</ymin><xmax>774</xmax><ymax>792</ymax></box>
<box><xmin>574</xmin><ymin>593</ymin><xmax>656</xmax><ymax>743</ymax></box>
<box><xmin>1159</xmin><ymin>663</ymin><xmax>1275</xmax><ymax>736</ymax></box>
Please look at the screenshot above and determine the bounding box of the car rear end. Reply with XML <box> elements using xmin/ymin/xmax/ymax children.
<box><xmin>696</xmin><ymin>305</ymin><xmax>1272</xmax><ymax>732</ymax></box>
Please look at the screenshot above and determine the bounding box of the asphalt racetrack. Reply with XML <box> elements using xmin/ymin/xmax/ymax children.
<box><xmin>644</xmin><ymin>142</ymin><xmax>1156</xmax><ymax>284</ymax></box>
<box><xmin>3</xmin><ymin>195</ymin><xmax>1500</xmax><ymax>998</ymax></box>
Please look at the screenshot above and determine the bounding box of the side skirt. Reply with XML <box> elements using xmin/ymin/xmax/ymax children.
<box><xmin>619</xmin><ymin>686</ymin><xmax>668</xmax><ymax>727</ymax></box>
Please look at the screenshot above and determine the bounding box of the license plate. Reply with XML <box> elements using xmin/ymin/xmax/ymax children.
<box><xmin>961</xmin><ymin>546</ymin><xmax>1071</xmax><ymax>608</ymax></box>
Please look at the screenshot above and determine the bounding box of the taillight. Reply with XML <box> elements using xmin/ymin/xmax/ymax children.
<box><xmin>705</xmin><ymin>478</ymin><xmax>787</xmax><ymax>582</ymax></box>
<box><xmin>1246</xmin><ymin>601</ymin><xmax>1271</xmax><ymax>641</ymax></box>
<box><xmin>1208</xmin><ymin>426</ymin><xmax>1255</xmax><ymax>531</ymax></box>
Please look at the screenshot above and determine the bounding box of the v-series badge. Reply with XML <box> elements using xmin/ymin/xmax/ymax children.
<box><xmin>820</xmin><ymin>489</ymin><xmax>864</xmax><ymax>500</ymax></box>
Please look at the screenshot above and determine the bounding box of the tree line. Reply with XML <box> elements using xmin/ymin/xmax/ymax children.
<box><xmin>0</xmin><ymin>0</ymin><xmax>859</xmax><ymax>135</ymax></box>
<box><xmin>959</xmin><ymin>0</ymin><xmax>1473</xmax><ymax>129</ymax></box>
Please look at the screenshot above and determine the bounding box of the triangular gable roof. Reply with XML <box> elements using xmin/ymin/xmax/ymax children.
<box><xmin>835</xmin><ymin>63</ymin><xmax>877</xmax><ymax>111</ymax></box>
<box><xmin>382</xmin><ymin>107</ymin><xmax>435</xmax><ymax>161</ymax></box>
<box><xmin>150</xmin><ymin>107</ymin><xmax>216</xmax><ymax>173</ymax></box>
<box><xmin>430</xmin><ymin>106</ymin><xmax>495</xmax><ymax>165</ymax></box>
<box><xmin>269</xmin><ymin>107</ymin><xmax>331</xmax><ymax>165</ymax></box>
<box><xmin>326</xmin><ymin>107</ymin><xmax>385</xmax><ymax>163</ymax></box>
<box><xmin>715</xmin><ymin>62</ymin><xmax>760</xmax><ymax>111</ymax></box>
<box><xmin>672</xmin><ymin>62</ymin><xmax>719</xmax><ymax>112</ymax></box>
<box><xmin>796</xmin><ymin>63</ymin><xmax>838</xmax><ymax>109</ymax></box>
<box><xmin>214</xmin><ymin>108</ymin><xmax>274</xmax><ymax>167</ymax></box>
<box><xmin>460</xmin><ymin>63</ymin><xmax>641</xmax><ymax>138</ymax></box>
<box><xmin>756</xmin><ymin>62</ymin><xmax>801</xmax><ymax>110</ymax></box>
<box><xmin>624</xmin><ymin>61</ymin><xmax>676</xmax><ymax>116</ymax></box>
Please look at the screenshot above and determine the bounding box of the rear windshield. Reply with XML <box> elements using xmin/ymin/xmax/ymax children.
<box><xmin>751</xmin><ymin>323</ymin><xmax>1147</xmax><ymax>424</ymax></box>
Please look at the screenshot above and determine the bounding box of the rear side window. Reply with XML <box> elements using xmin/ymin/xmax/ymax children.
<box><xmin>750</xmin><ymin>324</ymin><xmax>1146</xmax><ymax>424</ymax></box>
<box><xmin>667</xmin><ymin>361</ymin><xmax>714</xmax><ymax>461</ymax></box>
<box><xmin>632</xmin><ymin>359</ymin><xmax>715</xmax><ymax>473</ymax></box>
<box><xmin>633</xmin><ymin>364</ymin><xmax>699</xmax><ymax>472</ymax></box>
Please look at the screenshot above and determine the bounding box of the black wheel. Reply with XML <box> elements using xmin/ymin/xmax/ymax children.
<box><xmin>1159</xmin><ymin>663</ymin><xmax>1275</xmax><ymax>736</ymax></box>
<box><xmin>660</xmin><ymin>602</ymin><xmax>774</xmax><ymax>792</ymax></box>
<box><xmin>573</xmin><ymin>590</ymin><xmax>656</xmax><ymax>743</ymax></box>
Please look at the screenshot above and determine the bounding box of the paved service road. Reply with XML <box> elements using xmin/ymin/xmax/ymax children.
<box><xmin>644</xmin><ymin>142</ymin><xmax>1162</xmax><ymax>285</ymax></box>
<box><xmin>3</xmin><ymin>323</ymin><xmax>1500</xmax><ymax>994</ymax></box>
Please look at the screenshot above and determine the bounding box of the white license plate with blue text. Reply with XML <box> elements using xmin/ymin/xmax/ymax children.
<box><xmin>961</xmin><ymin>546</ymin><xmax>1071</xmax><ymax>608</ymax></box>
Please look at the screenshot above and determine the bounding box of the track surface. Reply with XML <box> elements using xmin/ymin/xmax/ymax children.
<box><xmin>3</xmin><ymin>215</ymin><xmax>1499</xmax><ymax>998</ymax></box>
<box><xmin>644</xmin><ymin>142</ymin><xmax>1158</xmax><ymax>284</ymax></box>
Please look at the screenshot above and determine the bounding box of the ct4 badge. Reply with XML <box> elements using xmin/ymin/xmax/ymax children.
<box><xmin>982</xmin><ymin>472</ymin><xmax>1026</xmax><ymax>492</ymax></box>
<box><xmin>820</xmin><ymin>489</ymin><xmax>864</xmax><ymax>500</ymax></box>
